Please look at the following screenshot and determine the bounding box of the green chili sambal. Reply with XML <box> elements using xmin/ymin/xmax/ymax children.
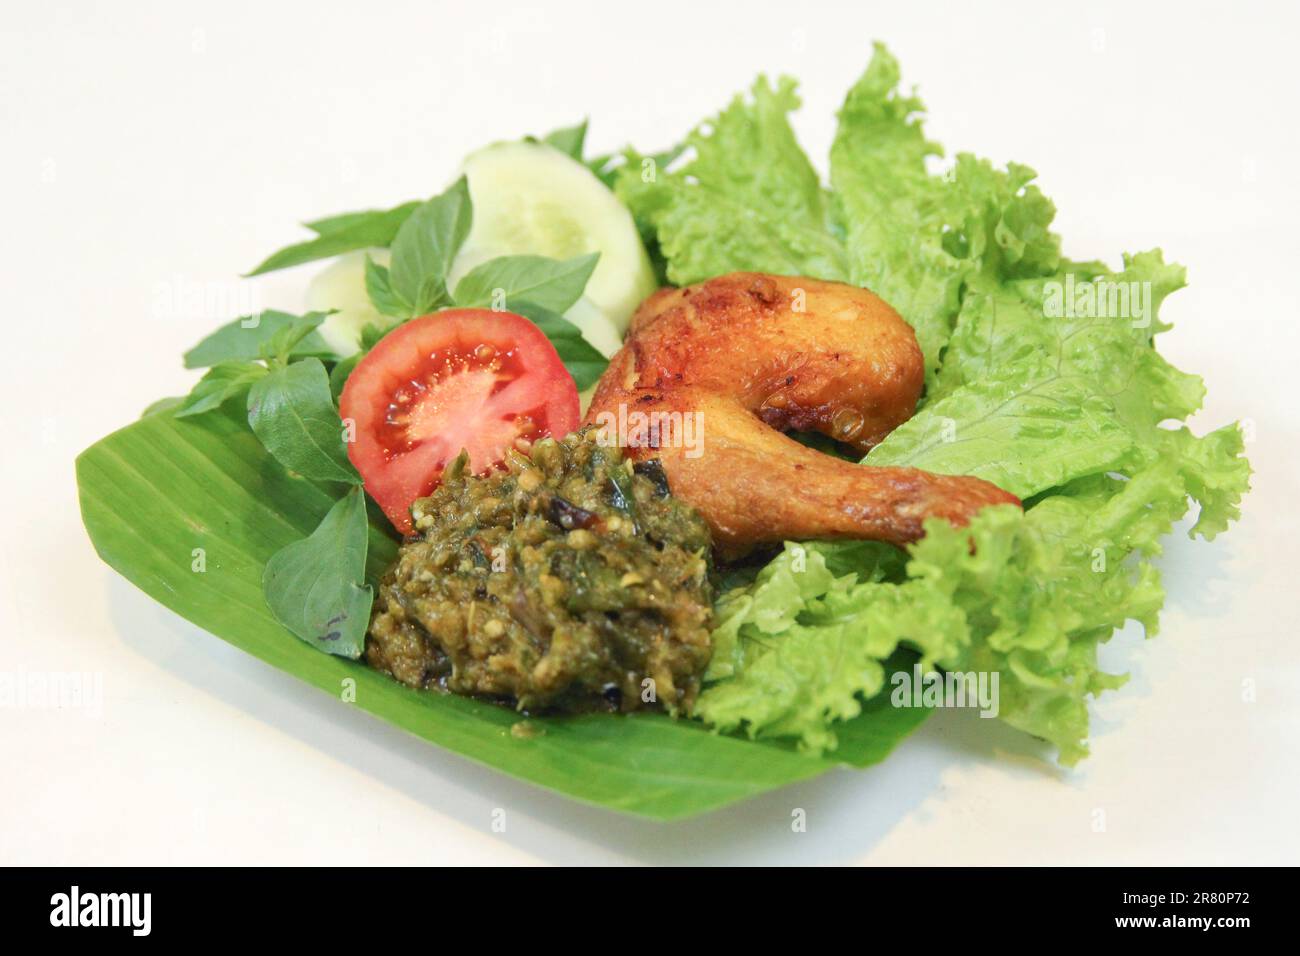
<box><xmin>366</xmin><ymin>427</ymin><xmax>716</xmax><ymax>714</ymax></box>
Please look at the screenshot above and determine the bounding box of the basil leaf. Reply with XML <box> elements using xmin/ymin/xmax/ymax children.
<box><xmin>258</xmin><ymin>316</ymin><xmax>330</xmax><ymax>365</ymax></box>
<box><xmin>303</xmin><ymin>203</ymin><xmax>417</xmax><ymax>236</ymax></box>
<box><xmin>246</xmin><ymin>358</ymin><xmax>359</xmax><ymax>484</ymax></box>
<box><xmin>183</xmin><ymin>310</ymin><xmax>336</xmax><ymax>369</ymax></box>
<box><xmin>247</xmin><ymin>201</ymin><xmax>421</xmax><ymax>275</ymax></box>
<box><xmin>364</xmin><ymin>255</ymin><xmax>412</xmax><ymax>318</ymax></box>
<box><xmin>174</xmin><ymin>362</ymin><xmax>269</xmax><ymax>418</ymax></box>
<box><xmin>329</xmin><ymin>352</ymin><xmax>362</xmax><ymax>401</ymax></box>
<box><xmin>541</xmin><ymin>119</ymin><xmax>588</xmax><ymax>160</ymax></box>
<box><xmin>512</xmin><ymin>302</ymin><xmax>609</xmax><ymax>391</ymax></box>
<box><xmin>262</xmin><ymin>486</ymin><xmax>373</xmax><ymax>658</ymax></box>
<box><xmin>388</xmin><ymin>178</ymin><xmax>472</xmax><ymax>314</ymax></box>
<box><xmin>586</xmin><ymin>154</ymin><xmax>616</xmax><ymax>188</ymax></box>
<box><xmin>452</xmin><ymin>252</ymin><xmax>600</xmax><ymax>314</ymax></box>
<box><xmin>359</xmin><ymin>322</ymin><xmax>393</xmax><ymax>351</ymax></box>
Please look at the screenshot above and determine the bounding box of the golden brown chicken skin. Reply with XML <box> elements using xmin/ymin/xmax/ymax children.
<box><xmin>584</xmin><ymin>272</ymin><xmax>1020</xmax><ymax>556</ymax></box>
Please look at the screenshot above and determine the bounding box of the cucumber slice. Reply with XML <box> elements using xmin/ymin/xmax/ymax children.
<box><xmin>450</xmin><ymin>140</ymin><xmax>657</xmax><ymax>336</ymax></box>
<box><xmin>305</xmin><ymin>250</ymin><xmax>389</xmax><ymax>357</ymax></box>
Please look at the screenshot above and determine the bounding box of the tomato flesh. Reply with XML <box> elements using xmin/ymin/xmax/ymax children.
<box><xmin>340</xmin><ymin>310</ymin><xmax>580</xmax><ymax>535</ymax></box>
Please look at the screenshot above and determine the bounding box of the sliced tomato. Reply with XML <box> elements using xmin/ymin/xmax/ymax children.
<box><xmin>339</xmin><ymin>309</ymin><xmax>580</xmax><ymax>535</ymax></box>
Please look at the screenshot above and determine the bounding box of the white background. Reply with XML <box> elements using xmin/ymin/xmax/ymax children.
<box><xmin>3</xmin><ymin>0</ymin><xmax>1298</xmax><ymax>865</ymax></box>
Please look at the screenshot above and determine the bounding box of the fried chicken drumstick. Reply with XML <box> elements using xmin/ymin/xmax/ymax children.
<box><xmin>583</xmin><ymin>272</ymin><xmax>1020</xmax><ymax>556</ymax></box>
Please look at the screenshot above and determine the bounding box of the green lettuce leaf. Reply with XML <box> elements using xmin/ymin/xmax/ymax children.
<box><xmin>687</xmin><ymin>45</ymin><xmax>1250</xmax><ymax>765</ymax></box>
<box><xmin>697</xmin><ymin>543</ymin><xmax>960</xmax><ymax>754</ymax></box>
<box><xmin>698</xmin><ymin>461</ymin><xmax>1195</xmax><ymax>765</ymax></box>
<box><xmin>615</xmin><ymin>76</ymin><xmax>847</xmax><ymax>285</ymax></box>
<box><xmin>865</xmin><ymin>373</ymin><xmax>1137</xmax><ymax>500</ymax></box>
<box><xmin>1158</xmin><ymin>424</ymin><xmax>1251</xmax><ymax>539</ymax></box>
<box><xmin>828</xmin><ymin>43</ymin><xmax>961</xmax><ymax>376</ymax></box>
